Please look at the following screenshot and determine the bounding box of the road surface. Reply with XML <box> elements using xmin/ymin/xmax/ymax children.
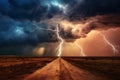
<box><xmin>25</xmin><ymin>58</ymin><xmax>107</xmax><ymax>80</ymax></box>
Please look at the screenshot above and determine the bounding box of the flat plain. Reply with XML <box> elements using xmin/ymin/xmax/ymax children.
<box><xmin>0</xmin><ymin>57</ymin><xmax>120</xmax><ymax>80</ymax></box>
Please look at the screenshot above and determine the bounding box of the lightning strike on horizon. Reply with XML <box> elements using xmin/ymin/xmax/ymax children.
<box><xmin>101</xmin><ymin>33</ymin><xmax>118</xmax><ymax>55</ymax></box>
<box><xmin>56</xmin><ymin>24</ymin><xmax>64</xmax><ymax>57</ymax></box>
<box><xmin>75</xmin><ymin>42</ymin><xmax>86</xmax><ymax>56</ymax></box>
<box><xmin>33</xmin><ymin>23</ymin><xmax>64</xmax><ymax>56</ymax></box>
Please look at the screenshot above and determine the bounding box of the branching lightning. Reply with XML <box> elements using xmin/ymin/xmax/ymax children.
<box><xmin>75</xmin><ymin>42</ymin><xmax>86</xmax><ymax>56</ymax></box>
<box><xmin>100</xmin><ymin>33</ymin><xmax>118</xmax><ymax>55</ymax></box>
<box><xmin>56</xmin><ymin>24</ymin><xmax>64</xmax><ymax>57</ymax></box>
<box><xmin>33</xmin><ymin>23</ymin><xmax>64</xmax><ymax>56</ymax></box>
<box><xmin>33</xmin><ymin>22</ymin><xmax>118</xmax><ymax>56</ymax></box>
<box><xmin>33</xmin><ymin>24</ymin><xmax>56</xmax><ymax>32</ymax></box>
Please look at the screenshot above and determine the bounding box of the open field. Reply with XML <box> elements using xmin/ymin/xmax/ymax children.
<box><xmin>63</xmin><ymin>57</ymin><xmax>120</xmax><ymax>80</ymax></box>
<box><xmin>0</xmin><ymin>57</ymin><xmax>120</xmax><ymax>80</ymax></box>
<box><xmin>0</xmin><ymin>57</ymin><xmax>57</xmax><ymax>80</ymax></box>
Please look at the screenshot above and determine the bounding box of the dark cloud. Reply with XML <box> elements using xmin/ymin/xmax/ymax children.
<box><xmin>69</xmin><ymin>0</ymin><xmax>120</xmax><ymax>20</ymax></box>
<box><xmin>0</xmin><ymin>0</ymin><xmax>120</xmax><ymax>40</ymax></box>
<box><xmin>56</xmin><ymin>14</ymin><xmax>120</xmax><ymax>41</ymax></box>
<box><xmin>0</xmin><ymin>45</ymin><xmax>35</xmax><ymax>56</ymax></box>
<box><xmin>0</xmin><ymin>0</ymin><xmax>84</xmax><ymax>21</ymax></box>
<box><xmin>0</xmin><ymin>0</ymin><xmax>120</xmax><ymax>56</ymax></box>
<box><xmin>82</xmin><ymin>14</ymin><xmax>120</xmax><ymax>35</ymax></box>
<box><xmin>0</xmin><ymin>0</ymin><xmax>120</xmax><ymax>21</ymax></box>
<box><xmin>0</xmin><ymin>0</ymin><xmax>64</xmax><ymax>20</ymax></box>
<box><xmin>0</xmin><ymin>16</ymin><xmax>57</xmax><ymax>47</ymax></box>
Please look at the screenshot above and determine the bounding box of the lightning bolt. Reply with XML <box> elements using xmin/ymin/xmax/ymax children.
<box><xmin>100</xmin><ymin>33</ymin><xmax>118</xmax><ymax>55</ymax></box>
<box><xmin>33</xmin><ymin>23</ymin><xmax>64</xmax><ymax>56</ymax></box>
<box><xmin>56</xmin><ymin>24</ymin><xmax>64</xmax><ymax>57</ymax></box>
<box><xmin>33</xmin><ymin>24</ymin><xmax>56</xmax><ymax>32</ymax></box>
<box><xmin>75</xmin><ymin>42</ymin><xmax>86</xmax><ymax>56</ymax></box>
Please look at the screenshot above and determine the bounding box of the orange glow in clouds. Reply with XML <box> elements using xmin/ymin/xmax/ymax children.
<box><xmin>33</xmin><ymin>19</ymin><xmax>120</xmax><ymax>56</ymax></box>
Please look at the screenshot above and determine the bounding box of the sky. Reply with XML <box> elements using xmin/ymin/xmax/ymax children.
<box><xmin>0</xmin><ymin>0</ymin><xmax>120</xmax><ymax>56</ymax></box>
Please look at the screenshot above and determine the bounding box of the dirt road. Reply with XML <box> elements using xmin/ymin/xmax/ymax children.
<box><xmin>25</xmin><ymin>58</ymin><xmax>108</xmax><ymax>80</ymax></box>
<box><xmin>0</xmin><ymin>57</ymin><xmax>120</xmax><ymax>80</ymax></box>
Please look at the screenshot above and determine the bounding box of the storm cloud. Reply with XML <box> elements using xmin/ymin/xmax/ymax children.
<box><xmin>0</xmin><ymin>0</ymin><xmax>120</xmax><ymax>43</ymax></box>
<box><xmin>69</xmin><ymin>0</ymin><xmax>120</xmax><ymax>20</ymax></box>
<box><xmin>0</xmin><ymin>0</ymin><xmax>120</xmax><ymax>55</ymax></box>
<box><xmin>81</xmin><ymin>14</ymin><xmax>120</xmax><ymax>35</ymax></box>
<box><xmin>0</xmin><ymin>16</ymin><xmax>57</xmax><ymax>47</ymax></box>
<box><xmin>0</xmin><ymin>0</ymin><xmax>81</xmax><ymax>20</ymax></box>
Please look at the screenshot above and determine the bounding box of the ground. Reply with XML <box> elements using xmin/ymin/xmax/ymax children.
<box><xmin>0</xmin><ymin>57</ymin><xmax>120</xmax><ymax>80</ymax></box>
